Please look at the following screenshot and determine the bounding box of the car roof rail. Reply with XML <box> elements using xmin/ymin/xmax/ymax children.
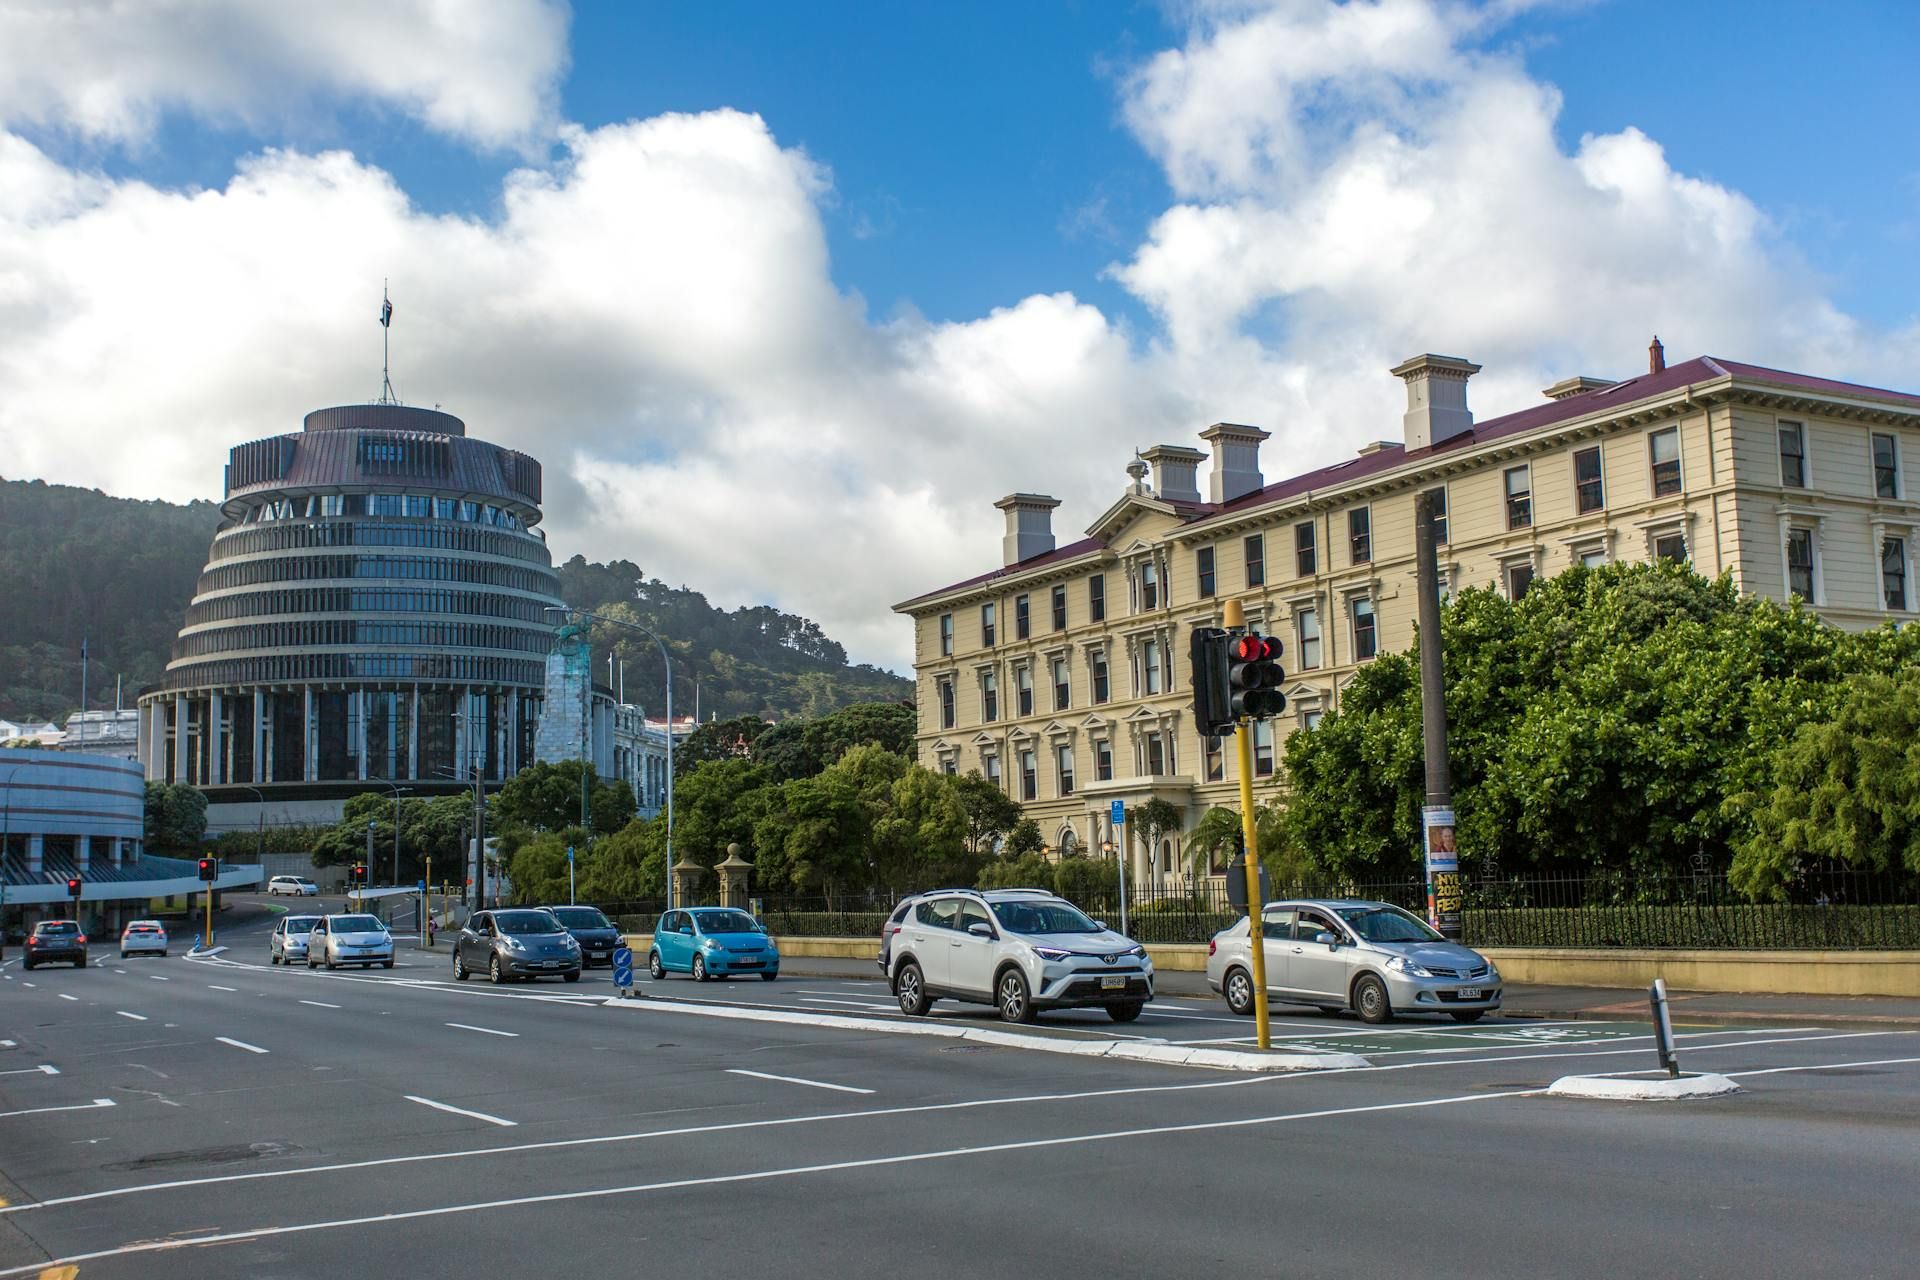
<box><xmin>985</xmin><ymin>887</ymin><xmax>1055</xmax><ymax>897</ymax></box>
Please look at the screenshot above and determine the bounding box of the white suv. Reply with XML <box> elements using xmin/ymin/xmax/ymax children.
<box><xmin>268</xmin><ymin>876</ymin><xmax>319</xmax><ymax>896</ymax></box>
<box><xmin>887</xmin><ymin>888</ymin><xmax>1154</xmax><ymax>1023</ymax></box>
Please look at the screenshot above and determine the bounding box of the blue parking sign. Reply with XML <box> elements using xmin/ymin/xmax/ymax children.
<box><xmin>1111</xmin><ymin>800</ymin><xmax>1126</xmax><ymax>826</ymax></box>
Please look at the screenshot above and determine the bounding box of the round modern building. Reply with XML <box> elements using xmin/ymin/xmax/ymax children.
<box><xmin>138</xmin><ymin>403</ymin><xmax>564</xmax><ymax>819</ymax></box>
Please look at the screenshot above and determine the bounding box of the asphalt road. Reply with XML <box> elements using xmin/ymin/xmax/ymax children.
<box><xmin>2</xmin><ymin>897</ymin><xmax>1917</xmax><ymax>1279</ymax></box>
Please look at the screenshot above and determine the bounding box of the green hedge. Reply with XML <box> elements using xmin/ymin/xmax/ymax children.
<box><xmin>1464</xmin><ymin>904</ymin><xmax>1920</xmax><ymax>950</ymax></box>
<box><xmin>762</xmin><ymin>910</ymin><xmax>892</xmax><ymax>939</ymax></box>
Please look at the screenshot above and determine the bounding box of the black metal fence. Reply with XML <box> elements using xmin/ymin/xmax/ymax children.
<box><xmin>591</xmin><ymin>867</ymin><xmax>1920</xmax><ymax>950</ymax></box>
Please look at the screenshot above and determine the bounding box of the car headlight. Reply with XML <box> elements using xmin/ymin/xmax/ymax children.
<box><xmin>700</xmin><ymin>938</ymin><xmax>720</xmax><ymax>950</ymax></box>
<box><xmin>504</xmin><ymin>937</ymin><xmax>528</xmax><ymax>952</ymax></box>
<box><xmin>1126</xmin><ymin>945</ymin><xmax>1147</xmax><ymax>959</ymax></box>
<box><xmin>1385</xmin><ymin>956</ymin><xmax>1434</xmax><ymax>978</ymax></box>
<box><xmin>1032</xmin><ymin>946</ymin><xmax>1071</xmax><ymax>961</ymax></box>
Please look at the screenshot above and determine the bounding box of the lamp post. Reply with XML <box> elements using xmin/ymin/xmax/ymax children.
<box><xmin>370</xmin><ymin>779</ymin><xmax>411</xmax><ymax>885</ymax></box>
<box><xmin>0</xmin><ymin>765</ymin><xmax>18</xmax><ymax>961</ymax></box>
<box><xmin>545</xmin><ymin>607</ymin><xmax>677</xmax><ymax>914</ymax></box>
<box><xmin>236</xmin><ymin>784</ymin><xmax>267</xmax><ymax>866</ymax></box>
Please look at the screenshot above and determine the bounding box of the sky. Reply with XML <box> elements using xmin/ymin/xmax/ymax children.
<box><xmin>1</xmin><ymin>0</ymin><xmax>1916</xmax><ymax>675</ymax></box>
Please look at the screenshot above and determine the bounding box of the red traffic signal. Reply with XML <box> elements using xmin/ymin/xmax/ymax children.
<box><xmin>1227</xmin><ymin>630</ymin><xmax>1288</xmax><ymax>720</ymax></box>
<box><xmin>197</xmin><ymin>857</ymin><xmax>218</xmax><ymax>882</ymax></box>
<box><xmin>1228</xmin><ymin>634</ymin><xmax>1273</xmax><ymax>663</ymax></box>
<box><xmin>349</xmin><ymin>863</ymin><xmax>369</xmax><ymax>886</ymax></box>
<box><xmin>66</xmin><ymin>877</ymin><xmax>83</xmax><ymax>897</ymax></box>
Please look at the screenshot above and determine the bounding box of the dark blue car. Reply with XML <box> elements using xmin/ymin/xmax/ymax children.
<box><xmin>649</xmin><ymin>907</ymin><xmax>779</xmax><ymax>981</ymax></box>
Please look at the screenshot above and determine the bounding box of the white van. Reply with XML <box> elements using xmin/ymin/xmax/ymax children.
<box><xmin>267</xmin><ymin>875</ymin><xmax>320</xmax><ymax>896</ymax></box>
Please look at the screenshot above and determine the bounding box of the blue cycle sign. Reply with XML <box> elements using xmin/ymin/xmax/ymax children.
<box><xmin>611</xmin><ymin>945</ymin><xmax>634</xmax><ymax>990</ymax></box>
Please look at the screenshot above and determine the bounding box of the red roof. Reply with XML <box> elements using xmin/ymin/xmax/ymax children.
<box><xmin>905</xmin><ymin>355</ymin><xmax>1920</xmax><ymax>606</ymax></box>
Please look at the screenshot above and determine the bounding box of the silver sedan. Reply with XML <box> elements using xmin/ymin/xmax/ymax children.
<box><xmin>1207</xmin><ymin>898</ymin><xmax>1501</xmax><ymax>1024</ymax></box>
<box><xmin>269</xmin><ymin>914</ymin><xmax>321</xmax><ymax>965</ymax></box>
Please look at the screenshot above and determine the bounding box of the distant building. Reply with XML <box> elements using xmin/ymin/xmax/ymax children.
<box><xmin>611</xmin><ymin>706</ymin><xmax>694</xmax><ymax>818</ymax></box>
<box><xmin>53</xmin><ymin>709</ymin><xmax>141</xmax><ymax>761</ymax></box>
<box><xmin>0</xmin><ymin>718</ymin><xmax>62</xmax><ymax>746</ymax></box>
<box><xmin>895</xmin><ymin>342</ymin><xmax>1920</xmax><ymax>887</ymax></box>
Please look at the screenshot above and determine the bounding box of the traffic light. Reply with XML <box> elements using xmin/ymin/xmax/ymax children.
<box><xmin>1189</xmin><ymin>627</ymin><xmax>1233</xmax><ymax>737</ymax></box>
<box><xmin>197</xmin><ymin>857</ymin><xmax>218</xmax><ymax>882</ymax></box>
<box><xmin>66</xmin><ymin>877</ymin><xmax>83</xmax><ymax>898</ymax></box>
<box><xmin>1226</xmin><ymin>632</ymin><xmax>1287</xmax><ymax>719</ymax></box>
<box><xmin>349</xmin><ymin>863</ymin><xmax>368</xmax><ymax>887</ymax></box>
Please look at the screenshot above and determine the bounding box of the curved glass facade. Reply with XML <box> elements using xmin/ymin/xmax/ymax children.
<box><xmin>138</xmin><ymin>404</ymin><xmax>564</xmax><ymax>798</ymax></box>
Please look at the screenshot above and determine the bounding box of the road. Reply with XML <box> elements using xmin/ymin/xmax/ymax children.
<box><xmin>2</xmin><ymin>896</ymin><xmax>1916</xmax><ymax>1279</ymax></box>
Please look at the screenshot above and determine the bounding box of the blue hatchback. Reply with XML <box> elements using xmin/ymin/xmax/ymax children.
<box><xmin>649</xmin><ymin>907</ymin><xmax>779</xmax><ymax>982</ymax></box>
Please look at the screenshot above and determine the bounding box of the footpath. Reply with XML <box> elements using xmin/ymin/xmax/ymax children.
<box><xmin>771</xmin><ymin>954</ymin><xmax>1920</xmax><ymax>1029</ymax></box>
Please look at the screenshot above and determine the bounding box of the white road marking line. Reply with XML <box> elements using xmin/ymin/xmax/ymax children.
<box><xmin>0</xmin><ymin>1086</ymin><xmax>1535</xmax><ymax>1273</ymax></box>
<box><xmin>149</xmin><ymin>975</ymin><xmax>169</xmax><ymax>981</ymax></box>
<box><xmin>0</xmin><ymin>1065</ymin><xmax>59</xmax><ymax>1077</ymax></box>
<box><xmin>21</xmin><ymin>982</ymin><xmax>34</xmax><ymax>988</ymax></box>
<box><xmin>1723</xmin><ymin>1055</ymin><xmax>1920</xmax><ymax>1078</ymax></box>
<box><xmin>214</xmin><ymin>1037</ymin><xmax>268</xmax><ymax>1055</ymax></box>
<box><xmin>57</xmin><ymin>993</ymin><xmax>78</xmax><ymax>1002</ymax></box>
<box><xmin>0</xmin><ymin>1039</ymin><xmax>12</xmax><ymax>1046</ymax></box>
<box><xmin>299</xmin><ymin>1000</ymin><xmax>341</xmax><ymax>1009</ymax></box>
<box><xmin>405</xmin><ymin>1095</ymin><xmax>516</xmax><ymax>1127</ymax></box>
<box><xmin>115</xmin><ymin>1011</ymin><xmax>148</xmax><ymax>1021</ymax></box>
<box><xmin>727</xmin><ymin>1068</ymin><xmax>875</xmax><ymax>1095</ymax></box>
<box><xmin>0</xmin><ymin>1098</ymin><xmax>114</xmax><ymax>1121</ymax></box>
<box><xmin>797</xmin><ymin>997</ymin><xmax>899</xmax><ymax>1011</ymax></box>
<box><xmin>114</xmin><ymin>968</ymin><xmax>127</xmax><ymax>973</ymax></box>
<box><xmin>444</xmin><ymin>1022</ymin><xmax>518</xmax><ymax>1037</ymax></box>
<box><xmin>207</xmin><ymin>985</ymin><xmax>237</xmax><ymax>992</ymax></box>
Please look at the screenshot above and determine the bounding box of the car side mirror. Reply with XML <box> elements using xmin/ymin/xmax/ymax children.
<box><xmin>1315</xmin><ymin>932</ymin><xmax>1337</xmax><ymax>947</ymax></box>
<box><xmin>1090</xmin><ymin>920</ymin><xmax>1107</xmax><ymax>931</ymax></box>
<box><xmin>967</xmin><ymin>922</ymin><xmax>994</xmax><ymax>939</ymax></box>
<box><xmin>679</xmin><ymin>925</ymin><xmax>693</xmax><ymax>936</ymax></box>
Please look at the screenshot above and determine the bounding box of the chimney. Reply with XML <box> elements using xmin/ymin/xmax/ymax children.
<box><xmin>1648</xmin><ymin>335</ymin><xmax>1666</xmax><ymax>374</ymax></box>
<box><xmin>994</xmin><ymin>493</ymin><xmax>1061</xmax><ymax>567</ymax></box>
<box><xmin>1199</xmin><ymin>423</ymin><xmax>1271</xmax><ymax>504</ymax></box>
<box><xmin>1356</xmin><ymin>440</ymin><xmax>1400</xmax><ymax>457</ymax></box>
<box><xmin>1141</xmin><ymin>445</ymin><xmax>1206</xmax><ymax>504</ymax></box>
<box><xmin>1390</xmin><ymin>353</ymin><xmax>1481</xmax><ymax>450</ymax></box>
<box><xmin>1543</xmin><ymin>375</ymin><xmax>1616</xmax><ymax>401</ymax></box>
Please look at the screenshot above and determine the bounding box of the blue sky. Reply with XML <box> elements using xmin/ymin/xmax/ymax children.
<box><xmin>2</xmin><ymin>0</ymin><xmax>1916</xmax><ymax>668</ymax></box>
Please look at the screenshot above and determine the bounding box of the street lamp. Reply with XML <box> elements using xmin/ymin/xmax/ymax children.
<box><xmin>545</xmin><ymin>606</ymin><xmax>677</xmax><ymax>913</ymax></box>
<box><xmin>236</xmin><ymin>784</ymin><xmax>267</xmax><ymax>865</ymax></box>
<box><xmin>369</xmin><ymin>778</ymin><xmax>411</xmax><ymax>884</ymax></box>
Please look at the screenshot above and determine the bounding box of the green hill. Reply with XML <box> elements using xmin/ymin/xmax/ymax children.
<box><xmin>0</xmin><ymin>477</ymin><xmax>909</xmax><ymax>723</ymax></box>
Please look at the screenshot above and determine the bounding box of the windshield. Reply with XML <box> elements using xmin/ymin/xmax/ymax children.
<box><xmin>988</xmin><ymin>899</ymin><xmax>1102</xmax><ymax>935</ymax></box>
<box><xmin>1338</xmin><ymin>905</ymin><xmax>1444</xmax><ymax>943</ymax></box>
<box><xmin>550</xmin><ymin>907</ymin><xmax>613</xmax><ymax>929</ymax></box>
<box><xmin>494</xmin><ymin>910</ymin><xmax>564</xmax><ymax>934</ymax></box>
<box><xmin>285</xmin><ymin>918</ymin><xmax>318</xmax><ymax>933</ymax></box>
<box><xmin>693</xmin><ymin>910</ymin><xmax>759</xmax><ymax>934</ymax></box>
<box><xmin>331</xmin><ymin>915</ymin><xmax>384</xmax><ymax>932</ymax></box>
<box><xmin>37</xmin><ymin>921</ymin><xmax>79</xmax><ymax>934</ymax></box>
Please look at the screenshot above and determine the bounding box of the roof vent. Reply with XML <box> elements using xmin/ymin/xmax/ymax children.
<box><xmin>1199</xmin><ymin>423</ymin><xmax>1271</xmax><ymax>504</ymax></box>
<box><xmin>993</xmin><ymin>493</ymin><xmax>1061</xmax><ymax>567</ymax></box>
<box><xmin>1356</xmin><ymin>440</ymin><xmax>1400</xmax><ymax>457</ymax></box>
<box><xmin>1390</xmin><ymin>354</ymin><xmax>1480</xmax><ymax>450</ymax></box>
<box><xmin>1543</xmin><ymin>376</ymin><xmax>1617</xmax><ymax>401</ymax></box>
<box><xmin>1141</xmin><ymin>445</ymin><xmax>1206</xmax><ymax>504</ymax></box>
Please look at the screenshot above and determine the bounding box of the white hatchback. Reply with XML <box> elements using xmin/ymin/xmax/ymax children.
<box><xmin>120</xmin><ymin>919</ymin><xmax>169</xmax><ymax>958</ymax></box>
<box><xmin>308</xmin><ymin>913</ymin><xmax>394</xmax><ymax>970</ymax></box>
<box><xmin>268</xmin><ymin>876</ymin><xmax>320</xmax><ymax>896</ymax></box>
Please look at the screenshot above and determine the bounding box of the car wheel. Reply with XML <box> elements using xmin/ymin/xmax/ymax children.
<box><xmin>122</xmin><ymin>950</ymin><xmax>130</xmax><ymax>960</ymax></box>
<box><xmin>563</xmin><ymin>969</ymin><xmax>581</xmax><ymax>983</ymax></box>
<box><xmin>381</xmin><ymin>959</ymin><xmax>393</xmax><ymax>970</ymax></box>
<box><xmin>21</xmin><ymin>959</ymin><xmax>33</xmax><ymax>971</ymax></box>
<box><xmin>895</xmin><ymin>961</ymin><xmax>931</xmax><ymax>1016</ymax></box>
<box><xmin>691</xmin><ymin>955</ymin><xmax>708</xmax><ymax>982</ymax></box>
<box><xmin>325</xmin><ymin>957</ymin><xmax>338</xmax><ymax>971</ymax></box>
<box><xmin>1107</xmin><ymin>1001</ymin><xmax>1145</xmax><ymax>1023</ymax></box>
<box><xmin>490</xmin><ymin>955</ymin><xmax>509</xmax><ymax>985</ymax></box>
<box><xmin>1354</xmin><ymin>974</ymin><xmax>1393</xmax><ymax>1024</ymax></box>
<box><xmin>760</xmin><ymin>971</ymin><xmax>779</xmax><ymax>982</ymax></box>
<box><xmin>996</xmin><ymin>968</ymin><xmax>1035</xmax><ymax>1024</ymax></box>
<box><xmin>1450</xmin><ymin>1009</ymin><xmax>1486</xmax><ymax>1023</ymax></box>
<box><xmin>307</xmin><ymin>955</ymin><xmax>317</xmax><ymax>968</ymax></box>
<box><xmin>1223</xmin><ymin>966</ymin><xmax>1255</xmax><ymax>1016</ymax></box>
<box><xmin>76</xmin><ymin>954</ymin><xmax>87</xmax><ymax>969</ymax></box>
<box><xmin>268</xmin><ymin>952</ymin><xmax>277</xmax><ymax>965</ymax></box>
<box><xmin>453</xmin><ymin>951</ymin><xmax>468</xmax><ymax>981</ymax></box>
<box><xmin>648</xmin><ymin>950</ymin><xmax>664</xmax><ymax>980</ymax></box>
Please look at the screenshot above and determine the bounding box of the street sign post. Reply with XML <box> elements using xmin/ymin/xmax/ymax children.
<box><xmin>1109</xmin><ymin>802</ymin><xmax>1129</xmax><ymax>939</ymax></box>
<box><xmin>612</xmin><ymin>944</ymin><xmax>634</xmax><ymax>998</ymax></box>
<box><xmin>567</xmin><ymin>844</ymin><xmax>575</xmax><ymax>906</ymax></box>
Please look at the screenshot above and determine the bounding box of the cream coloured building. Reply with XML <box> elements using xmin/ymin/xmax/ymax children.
<box><xmin>893</xmin><ymin>342</ymin><xmax>1920</xmax><ymax>887</ymax></box>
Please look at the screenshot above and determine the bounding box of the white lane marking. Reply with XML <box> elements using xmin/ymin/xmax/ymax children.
<box><xmin>1370</xmin><ymin>1028</ymin><xmax>1918</xmax><ymax>1074</ymax></box>
<box><xmin>57</xmin><ymin>993</ymin><xmax>79</xmax><ymax>1002</ymax></box>
<box><xmin>149</xmin><ymin>975</ymin><xmax>169</xmax><ymax>981</ymax></box>
<box><xmin>727</xmin><ymin>1068</ymin><xmax>875</xmax><ymax>1095</ymax></box>
<box><xmin>0</xmin><ymin>1065</ymin><xmax>59</xmax><ymax>1077</ymax></box>
<box><xmin>0</xmin><ymin>1098</ymin><xmax>114</xmax><ymax>1121</ymax></box>
<box><xmin>405</xmin><ymin>1095</ymin><xmax>516</xmax><ymax>1127</ymax></box>
<box><xmin>797</xmin><ymin>997</ymin><xmax>899</xmax><ymax>1011</ymax></box>
<box><xmin>299</xmin><ymin>1000</ymin><xmax>341</xmax><ymax>1009</ymax></box>
<box><xmin>115</xmin><ymin>968</ymin><xmax>128</xmax><ymax>973</ymax></box>
<box><xmin>1723</xmin><ymin>1055</ymin><xmax>1920</xmax><ymax>1079</ymax></box>
<box><xmin>115</xmin><ymin>1011</ymin><xmax>148</xmax><ymax>1021</ymax></box>
<box><xmin>207</xmin><ymin>985</ymin><xmax>237</xmax><ymax>992</ymax></box>
<box><xmin>20</xmin><ymin>982</ymin><xmax>34</xmax><ymax>988</ymax></box>
<box><xmin>0</xmin><ymin>1086</ymin><xmax>1533</xmax><ymax>1273</ymax></box>
<box><xmin>0</xmin><ymin>1039</ymin><xmax>12</xmax><ymax>1046</ymax></box>
<box><xmin>215</xmin><ymin>1037</ymin><xmax>268</xmax><ymax>1055</ymax></box>
<box><xmin>444</xmin><ymin>1022</ymin><xmax>518</xmax><ymax>1038</ymax></box>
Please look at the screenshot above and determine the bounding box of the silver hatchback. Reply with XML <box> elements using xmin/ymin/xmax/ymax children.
<box><xmin>1207</xmin><ymin>899</ymin><xmax>1501</xmax><ymax>1024</ymax></box>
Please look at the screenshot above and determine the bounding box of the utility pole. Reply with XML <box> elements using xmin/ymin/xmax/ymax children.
<box><xmin>1415</xmin><ymin>489</ymin><xmax>1462</xmax><ymax>940</ymax></box>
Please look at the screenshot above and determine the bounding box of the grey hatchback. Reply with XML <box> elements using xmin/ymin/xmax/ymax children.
<box><xmin>453</xmin><ymin>909</ymin><xmax>582</xmax><ymax>984</ymax></box>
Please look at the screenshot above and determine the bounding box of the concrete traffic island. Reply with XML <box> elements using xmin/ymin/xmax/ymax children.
<box><xmin>602</xmin><ymin>994</ymin><xmax>1370</xmax><ymax>1073</ymax></box>
<box><xmin>1547</xmin><ymin>1072</ymin><xmax>1740</xmax><ymax>1101</ymax></box>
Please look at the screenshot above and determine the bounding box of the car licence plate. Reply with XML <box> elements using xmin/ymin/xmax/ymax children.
<box><xmin>1457</xmin><ymin>986</ymin><xmax>1482</xmax><ymax>1000</ymax></box>
<box><xmin>541</xmin><ymin>960</ymin><xmax>560</xmax><ymax>968</ymax></box>
<box><xmin>1100</xmin><ymin>975</ymin><xmax>1126</xmax><ymax>990</ymax></box>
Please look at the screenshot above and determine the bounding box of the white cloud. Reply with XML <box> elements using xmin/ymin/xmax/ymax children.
<box><xmin>1</xmin><ymin>0</ymin><xmax>1915</xmax><ymax>676</ymax></box>
<box><xmin>0</xmin><ymin>0</ymin><xmax>568</xmax><ymax>149</ymax></box>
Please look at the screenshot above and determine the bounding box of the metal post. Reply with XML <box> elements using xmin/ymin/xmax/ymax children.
<box><xmin>1223</xmin><ymin>598</ymin><xmax>1272</xmax><ymax>1050</ymax></box>
<box><xmin>568</xmin><ymin>844</ymin><xmax>576</xmax><ymax>906</ymax></box>
<box><xmin>1414</xmin><ymin>491</ymin><xmax>1462</xmax><ymax>940</ymax></box>
<box><xmin>203</xmin><ymin>873</ymin><xmax>214</xmax><ymax>951</ymax></box>
<box><xmin>1651</xmin><ymin>978</ymin><xmax>1680</xmax><ymax>1077</ymax></box>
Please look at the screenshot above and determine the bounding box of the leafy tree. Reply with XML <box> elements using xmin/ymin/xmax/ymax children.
<box><xmin>977</xmin><ymin>852</ymin><xmax>1055</xmax><ymax>890</ymax></box>
<box><xmin>1732</xmin><ymin>670</ymin><xmax>1920</xmax><ymax>897</ymax></box>
<box><xmin>872</xmin><ymin>759</ymin><xmax>973</xmax><ymax>891</ymax></box>
<box><xmin>753</xmin><ymin>768</ymin><xmax>866</xmax><ymax>901</ymax></box>
<box><xmin>1005</xmin><ymin>818</ymin><xmax>1043</xmax><ymax>857</ymax></box>
<box><xmin>506</xmin><ymin>829</ymin><xmax>586</xmax><ymax>905</ymax></box>
<box><xmin>1130</xmin><ymin>798</ymin><xmax>1183</xmax><ymax>877</ymax></box>
<box><xmin>752</xmin><ymin>701</ymin><xmax>916</xmax><ymax>781</ymax></box>
<box><xmin>491</xmin><ymin>760</ymin><xmax>634</xmax><ymax>836</ymax></box>
<box><xmin>675</xmin><ymin>715</ymin><xmax>772</xmax><ymax>777</ymax></box>
<box><xmin>954</xmin><ymin>771</ymin><xmax>1021</xmax><ymax>856</ymax></box>
<box><xmin>144</xmin><ymin>781</ymin><xmax>207</xmax><ymax>851</ymax></box>
<box><xmin>576</xmin><ymin>816</ymin><xmax>667</xmax><ymax>903</ymax></box>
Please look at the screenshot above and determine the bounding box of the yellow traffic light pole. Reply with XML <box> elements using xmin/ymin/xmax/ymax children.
<box><xmin>1222</xmin><ymin>599</ymin><xmax>1273</xmax><ymax>1050</ymax></box>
